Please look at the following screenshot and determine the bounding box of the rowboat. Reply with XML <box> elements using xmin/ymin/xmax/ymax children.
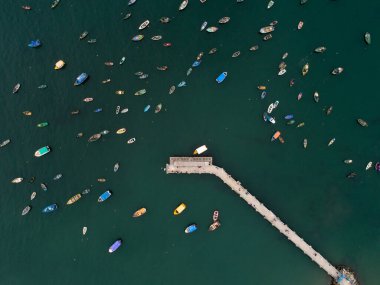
<box><xmin>157</xmin><ymin>66</ymin><xmax>168</xmax><ymax>71</ymax></box>
<box><xmin>132</xmin><ymin>207</ymin><xmax>147</xmax><ymax>217</ymax></box>
<box><xmin>88</xmin><ymin>133</ymin><xmax>101</xmax><ymax>142</ymax></box>
<box><xmin>116</xmin><ymin>128</ymin><xmax>126</xmax><ymax>134</ymax></box>
<box><xmin>108</xmin><ymin>240</ymin><xmax>122</xmax><ymax>253</ymax></box>
<box><xmin>127</xmin><ymin>138</ymin><xmax>136</xmax><ymax>144</ymax></box>
<box><xmin>303</xmin><ymin>139</ymin><xmax>307</xmax><ymax>149</ymax></box>
<box><xmin>296</xmin><ymin>122</ymin><xmax>304</xmax><ymax>128</ymax></box>
<box><xmin>185</xmin><ymin>224</ymin><xmax>197</xmax><ymax>234</ymax></box>
<box><xmin>302</xmin><ymin>63</ymin><xmax>309</xmax><ymax>76</ymax></box>
<box><xmin>163</xmin><ymin>42</ymin><xmax>172</xmax><ymax>47</ymax></box>
<box><xmin>119</xmin><ymin>57</ymin><xmax>126</xmax><ymax>65</ymax></box>
<box><xmin>66</xmin><ymin>194</ymin><xmax>81</xmax><ymax>205</ymax></box>
<box><xmin>155</xmin><ymin>103</ymin><xmax>162</xmax><ymax>113</ymax></box>
<box><xmin>328</xmin><ymin>138</ymin><xmax>336</xmax><ymax>146</ymax></box>
<box><xmin>200</xmin><ymin>21</ymin><xmax>207</xmax><ymax>31</ymax></box>
<box><xmin>186</xmin><ymin>68</ymin><xmax>192</xmax><ymax>76</ymax></box>
<box><xmin>51</xmin><ymin>0</ymin><xmax>60</xmax><ymax>9</ymax></box>
<box><xmin>83</xmin><ymin>227</ymin><xmax>87</xmax><ymax>235</ymax></box>
<box><xmin>179</xmin><ymin>0</ymin><xmax>188</xmax><ymax>10</ymax></box>
<box><xmin>21</xmin><ymin>206</ymin><xmax>31</xmax><ymax>216</ymax></box>
<box><xmin>313</xmin><ymin>92</ymin><xmax>320</xmax><ymax>103</ymax></box>
<box><xmin>206</xmin><ymin>27</ymin><xmax>218</xmax><ymax>33</ymax></box>
<box><xmin>208</xmin><ymin>221</ymin><xmax>221</xmax><ymax>231</ymax></box>
<box><xmin>213</xmin><ymin>210</ymin><xmax>219</xmax><ymax>222</ymax></box>
<box><xmin>79</xmin><ymin>31</ymin><xmax>88</xmax><ymax>40</ymax></box>
<box><xmin>132</xmin><ymin>35</ymin><xmax>144</xmax><ymax>41</ymax></box>
<box><xmin>139</xmin><ymin>20</ymin><xmax>150</xmax><ymax>30</ymax></box>
<box><xmin>218</xmin><ymin>17</ymin><xmax>230</xmax><ymax>24</ymax></box>
<box><xmin>364</xmin><ymin>32</ymin><xmax>371</xmax><ymax>45</ymax></box>
<box><xmin>297</xmin><ymin>21</ymin><xmax>304</xmax><ymax>30</ymax></box>
<box><xmin>31</xmin><ymin>192</ymin><xmax>36</xmax><ymax>200</ymax></box>
<box><xmin>34</xmin><ymin>146</ymin><xmax>51</xmax><ymax>157</ymax></box>
<box><xmin>0</xmin><ymin>139</ymin><xmax>10</xmax><ymax>148</ymax></box>
<box><xmin>98</xmin><ymin>190</ymin><xmax>112</xmax><ymax>202</ymax></box>
<box><xmin>114</xmin><ymin>163</ymin><xmax>119</xmax><ymax>172</ymax></box>
<box><xmin>270</xmin><ymin>20</ymin><xmax>278</xmax><ymax>26</ymax></box>
<box><xmin>366</xmin><ymin>162</ymin><xmax>373</xmax><ymax>170</ymax></box>
<box><xmin>297</xmin><ymin>92</ymin><xmax>303</xmax><ymax>100</ymax></box>
<box><xmin>357</xmin><ymin>118</ymin><xmax>368</xmax><ymax>127</ymax></box>
<box><xmin>314</xmin><ymin>46</ymin><xmax>327</xmax><ymax>53</ymax></box>
<box><xmin>332</xmin><ymin>67</ymin><xmax>344</xmax><ymax>75</ymax></box>
<box><xmin>326</xmin><ymin>106</ymin><xmax>333</xmax><ymax>115</ymax></box>
<box><xmin>74</xmin><ymin>73</ymin><xmax>88</xmax><ymax>86</ymax></box>
<box><xmin>174</xmin><ymin>203</ymin><xmax>186</xmax><ymax>215</ymax></box>
<box><xmin>261</xmin><ymin>91</ymin><xmax>267</xmax><ymax>99</ymax></box>
<box><xmin>232</xmin><ymin>51</ymin><xmax>240</xmax><ymax>57</ymax></box>
<box><xmin>216</xmin><ymin>72</ymin><xmax>227</xmax><ymax>83</ymax></box>
<box><xmin>54</xmin><ymin>60</ymin><xmax>65</xmax><ymax>70</ymax></box>
<box><xmin>83</xmin><ymin>98</ymin><xmax>93</xmax><ymax>102</ymax></box>
<box><xmin>23</xmin><ymin>111</ymin><xmax>32</xmax><ymax>116</ymax></box>
<box><xmin>22</xmin><ymin>6</ymin><xmax>31</xmax><ymax>10</ymax></box>
<box><xmin>12</xmin><ymin>177</ymin><xmax>23</xmax><ymax>184</ymax></box>
<box><xmin>169</xmin><ymin>86</ymin><xmax>175</xmax><ymax>94</ymax></box>
<box><xmin>271</xmin><ymin>131</ymin><xmax>281</xmax><ymax>142</ymax></box>
<box><xmin>13</xmin><ymin>83</ymin><xmax>21</xmax><ymax>94</ymax></box>
<box><xmin>144</xmin><ymin>105</ymin><xmax>151</xmax><ymax>112</ymax></box>
<box><xmin>42</xmin><ymin>203</ymin><xmax>58</xmax><ymax>213</ymax></box>
<box><xmin>193</xmin><ymin>145</ymin><xmax>207</xmax><ymax>155</ymax></box>
<box><xmin>134</xmin><ymin>89</ymin><xmax>146</xmax><ymax>96</ymax></box>
<box><xmin>259</xmin><ymin>26</ymin><xmax>274</xmax><ymax>34</ymax></box>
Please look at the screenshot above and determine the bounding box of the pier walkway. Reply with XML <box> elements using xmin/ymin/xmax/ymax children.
<box><xmin>166</xmin><ymin>157</ymin><xmax>357</xmax><ymax>285</ymax></box>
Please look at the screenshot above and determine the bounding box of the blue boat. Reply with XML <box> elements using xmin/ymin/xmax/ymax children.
<box><xmin>216</xmin><ymin>72</ymin><xmax>227</xmax><ymax>83</ymax></box>
<box><xmin>94</xmin><ymin>108</ymin><xmax>103</xmax><ymax>113</ymax></box>
<box><xmin>192</xmin><ymin>60</ymin><xmax>201</xmax><ymax>67</ymax></box>
<box><xmin>28</xmin><ymin>40</ymin><xmax>41</xmax><ymax>48</ymax></box>
<box><xmin>144</xmin><ymin>105</ymin><xmax>151</xmax><ymax>112</ymax></box>
<box><xmin>185</xmin><ymin>224</ymin><xmax>198</xmax><ymax>234</ymax></box>
<box><xmin>108</xmin><ymin>239</ymin><xmax>122</xmax><ymax>253</ymax></box>
<box><xmin>284</xmin><ymin>114</ymin><xmax>294</xmax><ymax>120</ymax></box>
<box><xmin>42</xmin><ymin>203</ymin><xmax>58</xmax><ymax>213</ymax></box>
<box><xmin>98</xmin><ymin>190</ymin><xmax>112</xmax><ymax>203</ymax></box>
<box><xmin>74</xmin><ymin>73</ymin><xmax>89</xmax><ymax>86</ymax></box>
<box><xmin>178</xmin><ymin>81</ymin><xmax>187</xmax><ymax>88</ymax></box>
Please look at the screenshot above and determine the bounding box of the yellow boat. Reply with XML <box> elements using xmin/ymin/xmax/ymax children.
<box><xmin>193</xmin><ymin>145</ymin><xmax>207</xmax><ymax>155</ymax></box>
<box><xmin>302</xmin><ymin>63</ymin><xmax>309</xmax><ymax>76</ymax></box>
<box><xmin>257</xmin><ymin>85</ymin><xmax>266</xmax><ymax>90</ymax></box>
<box><xmin>23</xmin><ymin>111</ymin><xmax>32</xmax><ymax>116</ymax></box>
<box><xmin>132</xmin><ymin>207</ymin><xmax>147</xmax><ymax>218</ymax></box>
<box><xmin>173</xmin><ymin>203</ymin><xmax>186</xmax><ymax>215</ymax></box>
<box><xmin>54</xmin><ymin>60</ymin><xmax>65</xmax><ymax>70</ymax></box>
<box><xmin>115</xmin><ymin>90</ymin><xmax>125</xmax><ymax>95</ymax></box>
<box><xmin>66</xmin><ymin>194</ymin><xmax>81</xmax><ymax>205</ymax></box>
<box><xmin>116</xmin><ymin>128</ymin><xmax>126</xmax><ymax>134</ymax></box>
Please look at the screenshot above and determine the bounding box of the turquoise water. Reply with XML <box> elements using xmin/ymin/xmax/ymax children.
<box><xmin>0</xmin><ymin>0</ymin><xmax>379</xmax><ymax>284</ymax></box>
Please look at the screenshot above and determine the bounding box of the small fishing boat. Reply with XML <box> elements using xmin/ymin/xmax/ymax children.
<box><xmin>22</xmin><ymin>6</ymin><xmax>32</xmax><ymax>10</ymax></box>
<box><xmin>271</xmin><ymin>131</ymin><xmax>281</xmax><ymax>142</ymax></box>
<box><xmin>169</xmin><ymin>86</ymin><xmax>176</xmax><ymax>94</ymax></box>
<box><xmin>88</xmin><ymin>133</ymin><xmax>101</xmax><ymax>142</ymax></box>
<box><xmin>116</xmin><ymin>128</ymin><xmax>126</xmax><ymax>134</ymax></box>
<box><xmin>155</xmin><ymin>103</ymin><xmax>162</xmax><ymax>113</ymax></box>
<box><xmin>213</xmin><ymin>210</ymin><xmax>219</xmax><ymax>222</ymax></box>
<box><xmin>67</xmin><ymin>194</ymin><xmax>81</xmax><ymax>205</ymax></box>
<box><xmin>332</xmin><ymin>67</ymin><xmax>344</xmax><ymax>75</ymax></box>
<box><xmin>98</xmin><ymin>190</ymin><xmax>112</xmax><ymax>202</ymax></box>
<box><xmin>185</xmin><ymin>224</ymin><xmax>197</xmax><ymax>234</ymax></box>
<box><xmin>278</xmin><ymin>69</ymin><xmax>286</xmax><ymax>76</ymax></box>
<box><xmin>22</xmin><ymin>206</ymin><xmax>31</xmax><ymax>216</ymax></box>
<box><xmin>297</xmin><ymin>21</ymin><xmax>304</xmax><ymax>30</ymax></box>
<box><xmin>104</xmin><ymin>62</ymin><xmax>114</xmax><ymax>66</ymax></box>
<box><xmin>34</xmin><ymin>146</ymin><xmax>51</xmax><ymax>157</ymax></box>
<box><xmin>192</xmin><ymin>61</ymin><xmax>201</xmax><ymax>68</ymax></box>
<box><xmin>83</xmin><ymin>98</ymin><xmax>93</xmax><ymax>102</ymax></box>
<box><xmin>263</xmin><ymin>34</ymin><xmax>272</xmax><ymax>41</ymax></box>
<box><xmin>218</xmin><ymin>17</ymin><xmax>230</xmax><ymax>24</ymax></box>
<box><xmin>128</xmin><ymin>0</ymin><xmax>136</xmax><ymax>5</ymax></box>
<box><xmin>139</xmin><ymin>20</ymin><xmax>150</xmax><ymax>30</ymax></box>
<box><xmin>282</xmin><ymin>52</ymin><xmax>288</xmax><ymax>59</ymax></box>
<box><xmin>42</xmin><ymin>203</ymin><xmax>58</xmax><ymax>213</ymax></box>
<box><xmin>303</xmin><ymin>138</ymin><xmax>307</xmax><ymax>149</ymax></box>
<box><xmin>200</xmin><ymin>21</ymin><xmax>207</xmax><ymax>31</ymax></box>
<box><xmin>28</xmin><ymin>40</ymin><xmax>41</xmax><ymax>48</ymax></box>
<box><xmin>259</xmin><ymin>26</ymin><xmax>275</xmax><ymax>34</ymax></box>
<box><xmin>178</xmin><ymin>81</ymin><xmax>187</xmax><ymax>87</ymax></box>
<box><xmin>344</xmin><ymin>160</ymin><xmax>353</xmax><ymax>164</ymax></box>
<box><xmin>328</xmin><ymin>138</ymin><xmax>336</xmax><ymax>146</ymax></box>
<box><xmin>160</xmin><ymin>17</ymin><xmax>170</xmax><ymax>23</ymax></box>
<box><xmin>38</xmin><ymin>85</ymin><xmax>47</xmax><ymax>89</ymax></box>
<box><xmin>163</xmin><ymin>42</ymin><xmax>172</xmax><ymax>47</ymax></box>
<box><xmin>132</xmin><ymin>207</ymin><xmax>147</xmax><ymax>217</ymax></box>
<box><xmin>179</xmin><ymin>0</ymin><xmax>188</xmax><ymax>10</ymax></box>
<box><xmin>74</xmin><ymin>73</ymin><xmax>89</xmax><ymax>86</ymax></box>
<box><xmin>79</xmin><ymin>31</ymin><xmax>88</xmax><ymax>40</ymax></box>
<box><xmin>216</xmin><ymin>72</ymin><xmax>228</xmax><ymax>83</ymax></box>
<box><xmin>186</xmin><ymin>68</ymin><xmax>193</xmax><ymax>76</ymax></box>
<box><xmin>279</xmin><ymin>135</ymin><xmax>285</xmax><ymax>143</ymax></box>
<box><xmin>13</xmin><ymin>83</ymin><xmax>21</xmax><ymax>94</ymax></box>
<box><xmin>174</xmin><ymin>203</ymin><xmax>186</xmax><ymax>215</ymax></box>
<box><xmin>313</xmin><ymin>92</ymin><xmax>320</xmax><ymax>103</ymax></box>
<box><xmin>83</xmin><ymin>227</ymin><xmax>87</xmax><ymax>235</ymax></box>
<box><xmin>208</xmin><ymin>221</ymin><xmax>221</xmax><ymax>231</ymax></box>
<box><xmin>123</xmin><ymin>13</ymin><xmax>131</xmax><ymax>20</ymax></box>
<box><xmin>87</xmin><ymin>39</ymin><xmax>96</xmax><ymax>44</ymax></box>
<box><xmin>102</xmin><ymin>79</ymin><xmax>111</xmax><ymax>84</ymax></box>
<box><xmin>326</xmin><ymin>106</ymin><xmax>333</xmax><ymax>115</ymax></box>
<box><xmin>12</xmin><ymin>177</ymin><xmax>23</xmax><ymax>184</ymax></box>
<box><xmin>151</xmin><ymin>35</ymin><xmax>162</xmax><ymax>41</ymax></box>
<box><xmin>37</xmin><ymin>122</ymin><xmax>49</xmax><ymax>128</ymax></box>
<box><xmin>193</xmin><ymin>145</ymin><xmax>207</xmax><ymax>155</ymax></box>
<box><xmin>132</xmin><ymin>35</ymin><xmax>144</xmax><ymax>41</ymax></box>
<box><xmin>366</xmin><ymin>162</ymin><xmax>373</xmax><ymax>170</ymax></box>
<box><xmin>297</xmin><ymin>92</ymin><xmax>303</xmax><ymax>100</ymax></box>
<box><xmin>53</xmin><ymin>174</ymin><xmax>62</xmax><ymax>180</ymax></box>
<box><xmin>115</xmin><ymin>90</ymin><xmax>124</xmax><ymax>95</ymax></box>
<box><xmin>144</xmin><ymin>105</ymin><xmax>151</xmax><ymax>112</ymax></box>
<box><xmin>302</xmin><ymin>63</ymin><xmax>309</xmax><ymax>76</ymax></box>
<box><xmin>157</xmin><ymin>66</ymin><xmax>168</xmax><ymax>71</ymax></box>
<box><xmin>250</xmin><ymin>45</ymin><xmax>259</xmax><ymax>51</ymax></box>
<box><xmin>206</xmin><ymin>27</ymin><xmax>218</xmax><ymax>33</ymax></box>
<box><xmin>54</xmin><ymin>60</ymin><xmax>65</xmax><ymax>70</ymax></box>
<box><xmin>267</xmin><ymin>0</ymin><xmax>274</xmax><ymax>9</ymax></box>
<box><xmin>209</xmin><ymin>48</ymin><xmax>217</xmax><ymax>54</ymax></box>
<box><xmin>121</xmin><ymin>108</ymin><xmax>129</xmax><ymax>114</ymax></box>
<box><xmin>314</xmin><ymin>46</ymin><xmax>327</xmax><ymax>53</ymax></box>
<box><xmin>0</xmin><ymin>139</ymin><xmax>10</xmax><ymax>148</ymax></box>
<box><xmin>232</xmin><ymin>51</ymin><xmax>240</xmax><ymax>58</ymax></box>
<box><xmin>127</xmin><ymin>138</ymin><xmax>136</xmax><ymax>144</ymax></box>
<box><xmin>114</xmin><ymin>163</ymin><xmax>119</xmax><ymax>172</ymax></box>
<box><xmin>134</xmin><ymin>89</ymin><xmax>146</xmax><ymax>96</ymax></box>
<box><xmin>258</xmin><ymin>85</ymin><xmax>266</xmax><ymax>90</ymax></box>
<box><xmin>31</xmin><ymin>192</ymin><xmax>36</xmax><ymax>200</ymax></box>
<box><xmin>97</xmin><ymin>178</ymin><xmax>106</xmax><ymax>183</ymax></box>
<box><xmin>23</xmin><ymin>111</ymin><xmax>32</xmax><ymax>116</ymax></box>
<box><xmin>364</xmin><ymin>32</ymin><xmax>371</xmax><ymax>45</ymax></box>
<box><xmin>51</xmin><ymin>0</ymin><xmax>60</xmax><ymax>9</ymax></box>
<box><xmin>270</xmin><ymin>20</ymin><xmax>278</xmax><ymax>26</ymax></box>
<box><xmin>41</xmin><ymin>183</ymin><xmax>48</xmax><ymax>191</ymax></box>
<box><xmin>357</xmin><ymin>118</ymin><xmax>368</xmax><ymax>127</ymax></box>
<box><xmin>108</xmin><ymin>240</ymin><xmax>122</xmax><ymax>253</ymax></box>
<box><xmin>119</xmin><ymin>57</ymin><xmax>126</xmax><ymax>65</ymax></box>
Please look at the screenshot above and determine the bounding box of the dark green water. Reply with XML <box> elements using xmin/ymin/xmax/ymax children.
<box><xmin>0</xmin><ymin>0</ymin><xmax>379</xmax><ymax>284</ymax></box>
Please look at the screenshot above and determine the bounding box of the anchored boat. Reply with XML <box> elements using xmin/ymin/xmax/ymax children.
<box><xmin>98</xmin><ymin>190</ymin><xmax>112</xmax><ymax>202</ymax></box>
<box><xmin>132</xmin><ymin>207</ymin><xmax>147</xmax><ymax>218</ymax></box>
<box><xmin>67</xmin><ymin>194</ymin><xmax>81</xmax><ymax>205</ymax></box>
<box><xmin>42</xmin><ymin>203</ymin><xmax>58</xmax><ymax>213</ymax></box>
<box><xmin>74</xmin><ymin>73</ymin><xmax>88</xmax><ymax>86</ymax></box>
<box><xmin>54</xmin><ymin>60</ymin><xmax>65</xmax><ymax>70</ymax></box>
<box><xmin>193</xmin><ymin>145</ymin><xmax>207</xmax><ymax>155</ymax></box>
<box><xmin>108</xmin><ymin>239</ymin><xmax>122</xmax><ymax>253</ymax></box>
<box><xmin>174</xmin><ymin>203</ymin><xmax>186</xmax><ymax>215</ymax></box>
<box><xmin>216</xmin><ymin>72</ymin><xmax>227</xmax><ymax>83</ymax></box>
<box><xmin>34</xmin><ymin>146</ymin><xmax>51</xmax><ymax>157</ymax></box>
<box><xmin>185</xmin><ymin>224</ymin><xmax>197</xmax><ymax>234</ymax></box>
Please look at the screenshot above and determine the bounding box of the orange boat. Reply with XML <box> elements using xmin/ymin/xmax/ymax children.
<box><xmin>132</xmin><ymin>207</ymin><xmax>147</xmax><ymax>218</ymax></box>
<box><xmin>257</xmin><ymin>85</ymin><xmax>266</xmax><ymax>90</ymax></box>
<box><xmin>271</xmin><ymin>131</ymin><xmax>281</xmax><ymax>142</ymax></box>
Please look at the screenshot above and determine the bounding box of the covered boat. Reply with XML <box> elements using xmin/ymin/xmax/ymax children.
<box><xmin>216</xmin><ymin>72</ymin><xmax>227</xmax><ymax>83</ymax></box>
<box><xmin>42</xmin><ymin>203</ymin><xmax>58</xmax><ymax>213</ymax></box>
<box><xmin>173</xmin><ymin>203</ymin><xmax>186</xmax><ymax>215</ymax></box>
<box><xmin>74</xmin><ymin>73</ymin><xmax>89</xmax><ymax>86</ymax></box>
<box><xmin>98</xmin><ymin>190</ymin><xmax>112</xmax><ymax>202</ymax></box>
<box><xmin>34</xmin><ymin>146</ymin><xmax>51</xmax><ymax>157</ymax></box>
<box><xmin>67</xmin><ymin>194</ymin><xmax>81</xmax><ymax>205</ymax></box>
<box><xmin>185</xmin><ymin>224</ymin><xmax>197</xmax><ymax>234</ymax></box>
<box><xmin>193</xmin><ymin>145</ymin><xmax>207</xmax><ymax>155</ymax></box>
<box><xmin>271</xmin><ymin>131</ymin><xmax>281</xmax><ymax>142</ymax></box>
<box><xmin>132</xmin><ymin>207</ymin><xmax>147</xmax><ymax>217</ymax></box>
<box><xmin>108</xmin><ymin>239</ymin><xmax>122</xmax><ymax>253</ymax></box>
<box><xmin>54</xmin><ymin>60</ymin><xmax>65</xmax><ymax>70</ymax></box>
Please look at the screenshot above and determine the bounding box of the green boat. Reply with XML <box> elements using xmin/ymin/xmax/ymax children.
<box><xmin>37</xmin><ymin>122</ymin><xmax>48</xmax><ymax>128</ymax></box>
<box><xmin>364</xmin><ymin>32</ymin><xmax>371</xmax><ymax>45</ymax></box>
<box><xmin>34</xmin><ymin>146</ymin><xmax>51</xmax><ymax>157</ymax></box>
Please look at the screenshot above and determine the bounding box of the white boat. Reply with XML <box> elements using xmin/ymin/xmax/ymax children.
<box><xmin>121</xmin><ymin>108</ymin><xmax>129</xmax><ymax>114</ymax></box>
<box><xmin>127</xmin><ymin>138</ymin><xmax>136</xmax><ymax>144</ymax></box>
<box><xmin>267</xmin><ymin>103</ymin><xmax>274</xmax><ymax>114</ymax></box>
<box><xmin>259</xmin><ymin>26</ymin><xmax>275</xmax><ymax>34</ymax></box>
<box><xmin>119</xmin><ymin>57</ymin><xmax>126</xmax><ymax>65</ymax></box>
<box><xmin>139</xmin><ymin>20</ymin><xmax>150</xmax><ymax>30</ymax></box>
<box><xmin>31</xmin><ymin>192</ymin><xmax>36</xmax><ymax>200</ymax></box>
<box><xmin>366</xmin><ymin>161</ymin><xmax>373</xmax><ymax>170</ymax></box>
<box><xmin>267</xmin><ymin>0</ymin><xmax>274</xmax><ymax>9</ymax></box>
<box><xmin>116</xmin><ymin>105</ymin><xmax>120</xmax><ymax>114</ymax></box>
<box><xmin>269</xmin><ymin>117</ymin><xmax>276</xmax><ymax>124</ymax></box>
<box><xmin>200</xmin><ymin>21</ymin><xmax>207</xmax><ymax>31</ymax></box>
<box><xmin>273</xmin><ymin>101</ymin><xmax>279</xmax><ymax>109</ymax></box>
<box><xmin>179</xmin><ymin>0</ymin><xmax>188</xmax><ymax>10</ymax></box>
<box><xmin>282</xmin><ymin>52</ymin><xmax>288</xmax><ymax>59</ymax></box>
<box><xmin>278</xmin><ymin>69</ymin><xmax>286</xmax><ymax>76</ymax></box>
<box><xmin>12</xmin><ymin>177</ymin><xmax>23</xmax><ymax>184</ymax></box>
<box><xmin>83</xmin><ymin>227</ymin><xmax>87</xmax><ymax>235</ymax></box>
<box><xmin>193</xmin><ymin>145</ymin><xmax>207</xmax><ymax>155</ymax></box>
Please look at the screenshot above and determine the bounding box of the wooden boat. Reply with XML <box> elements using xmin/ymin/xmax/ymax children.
<box><xmin>13</xmin><ymin>83</ymin><xmax>20</xmax><ymax>94</ymax></box>
<box><xmin>83</xmin><ymin>98</ymin><xmax>93</xmax><ymax>102</ymax></box>
<box><xmin>0</xmin><ymin>139</ymin><xmax>10</xmax><ymax>148</ymax></box>
<box><xmin>232</xmin><ymin>51</ymin><xmax>240</xmax><ymax>58</ymax></box>
<box><xmin>174</xmin><ymin>203</ymin><xmax>186</xmax><ymax>215</ymax></box>
<box><xmin>218</xmin><ymin>17</ymin><xmax>230</xmax><ymax>24</ymax></box>
<box><xmin>209</xmin><ymin>48</ymin><xmax>217</xmax><ymax>54</ymax></box>
<box><xmin>206</xmin><ymin>27</ymin><xmax>218</xmax><ymax>33</ymax></box>
<box><xmin>151</xmin><ymin>35</ymin><xmax>162</xmax><ymax>40</ymax></box>
<box><xmin>303</xmin><ymin>138</ymin><xmax>307</xmax><ymax>149</ymax></box>
<box><xmin>193</xmin><ymin>145</ymin><xmax>207</xmax><ymax>155</ymax></box>
<box><xmin>22</xmin><ymin>206</ymin><xmax>31</xmax><ymax>216</ymax></box>
<box><xmin>115</xmin><ymin>90</ymin><xmax>124</xmax><ymax>95</ymax></box>
<box><xmin>271</xmin><ymin>131</ymin><xmax>281</xmax><ymax>142</ymax></box>
<box><xmin>88</xmin><ymin>133</ymin><xmax>101</xmax><ymax>142</ymax></box>
<box><xmin>67</xmin><ymin>194</ymin><xmax>81</xmax><ymax>205</ymax></box>
<box><xmin>132</xmin><ymin>35</ymin><xmax>144</xmax><ymax>41</ymax></box>
<box><xmin>328</xmin><ymin>138</ymin><xmax>336</xmax><ymax>146</ymax></box>
<box><xmin>364</xmin><ymin>32</ymin><xmax>371</xmax><ymax>45</ymax></box>
<box><xmin>250</xmin><ymin>45</ymin><xmax>259</xmax><ymax>51</ymax></box>
<box><xmin>366</xmin><ymin>162</ymin><xmax>373</xmax><ymax>170</ymax></box>
<box><xmin>260</xmin><ymin>26</ymin><xmax>275</xmax><ymax>34</ymax></box>
<box><xmin>127</xmin><ymin>138</ymin><xmax>136</xmax><ymax>144</ymax></box>
<box><xmin>132</xmin><ymin>207</ymin><xmax>147</xmax><ymax>218</ymax></box>
<box><xmin>54</xmin><ymin>60</ymin><xmax>65</xmax><ymax>70</ymax></box>
<box><xmin>213</xmin><ymin>210</ymin><xmax>219</xmax><ymax>222</ymax></box>
<box><xmin>155</xmin><ymin>103</ymin><xmax>162</xmax><ymax>113</ymax></box>
<box><xmin>34</xmin><ymin>146</ymin><xmax>51</xmax><ymax>157</ymax></box>
<box><xmin>196</xmin><ymin>52</ymin><xmax>204</xmax><ymax>61</ymax></box>
<box><xmin>208</xmin><ymin>221</ymin><xmax>221</xmax><ymax>231</ymax></box>
<box><xmin>139</xmin><ymin>20</ymin><xmax>150</xmax><ymax>30</ymax></box>
<box><xmin>298</xmin><ymin>21</ymin><xmax>304</xmax><ymax>30</ymax></box>
<box><xmin>134</xmin><ymin>89</ymin><xmax>146</xmax><ymax>96</ymax></box>
<box><xmin>332</xmin><ymin>67</ymin><xmax>344</xmax><ymax>75</ymax></box>
<box><xmin>169</xmin><ymin>86</ymin><xmax>175</xmax><ymax>94</ymax></box>
<box><xmin>82</xmin><ymin>227</ymin><xmax>87</xmax><ymax>235</ymax></box>
<box><xmin>31</xmin><ymin>192</ymin><xmax>36</xmax><ymax>200</ymax></box>
<box><xmin>263</xmin><ymin>34</ymin><xmax>272</xmax><ymax>41</ymax></box>
<box><xmin>12</xmin><ymin>177</ymin><xmax>23</xmax><ymax>184</ymax></box>
<box><xmin>23</xmin><ymin>111</ymin><xmax>32</xmax><ymax>116</ymax></box>
<box><xmin>104</xmin><ymin>62</ymin><xmax>114</xmax><ymax>66</ymax></box>
<box><xmin>51</xmin><ymin>0</ymin><xmax>60</xmax><ymax>9</ymax></box>
<box><xmin>314</xmin><ymin>46</ymin><xmax>327</xmax><ymax>53</ymax></box>
<box><xmin>357</xmin><ymin>118</ymin><xmax>368</xmax><ymax>127</ymax></box>
<box><xmin>313</xmin><ymin>92</ymin><xmax>320</xmax><ymax>103</ymax></box>
<box><xmin>185</xmin><ymin>224</ymin><xmax>197</xmax><ymax>234</ymax></box>
<box><xmin>179</xmin><ymin>0</ymin><xmax>188</xmax><ymax>10</ymax></box>
<box><xmin>302</xmin><ymin>63</ymin><xmax>309</xmax><ymax>76</ymax></box>
<box><xmin>98</xmin><ymin>190</ymin><xmax>112</xmax><ymax>202</ymax></box>
<box><xmin>116</xmin><ymin>128</ymin><xmax>126</xmax><ymax>134</ymax></box>
<box><xmin>79</xmin><ymin>31</ymin><xmax>88</xmax><ymax>40</ymax></box>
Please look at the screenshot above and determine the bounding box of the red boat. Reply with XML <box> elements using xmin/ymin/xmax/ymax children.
<box><xmin>163</xmin><ymin>43</ymin><xmax>172</xmax><ymax>47</ymax></box>
<box><xmin>22</xmin><ymin>5</ymin><xmax>31</xmax><ymax>10</ymax></box>
<box><xmin>212</xmin><ymin>210</ymin><xmax>219</xmax><ymax>222</ymax></box>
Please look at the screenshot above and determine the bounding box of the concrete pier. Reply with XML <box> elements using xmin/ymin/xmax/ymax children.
<box><xmin>166</xmin><ymin>157</ymin><xmax>358</xmax><ymax>285</ymax></box>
